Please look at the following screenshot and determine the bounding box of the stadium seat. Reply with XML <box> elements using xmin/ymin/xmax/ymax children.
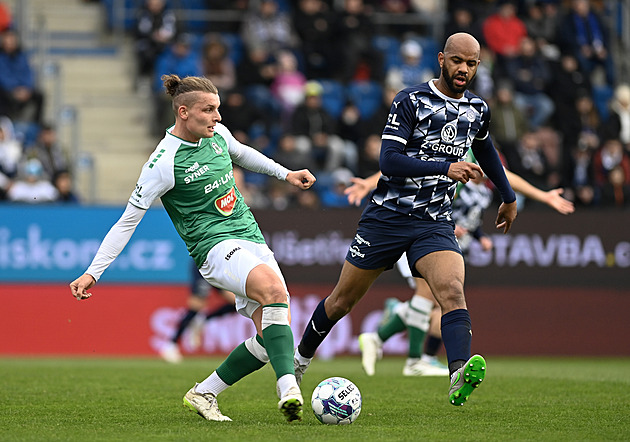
<box><xmin>317</xmin><ymin>79</ymin><xmax>346</xmax><ymax>119</ymax></box>
<box><xmin>592</xmin><ymin>84</ymin><xmax>613</xmax><ymax>123</ymax></box>
<box><xmin>346</xmin><ymin>80</ymin><xmax>383</xmax><ymax>120</ymax></box>
<box><xmin>372</xmin><ymin>35</ymin><xmax>402</xmax><ymax>72</ymax></box>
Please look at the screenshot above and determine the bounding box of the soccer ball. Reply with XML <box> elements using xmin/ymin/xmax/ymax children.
<box><xmin>311</xmin><ymin>377</ymin><xmax>362</xmax><ymax>425</ymax></box>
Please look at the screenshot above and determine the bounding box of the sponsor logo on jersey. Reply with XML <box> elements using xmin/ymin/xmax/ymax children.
<box><xmin>185</xmin><ymin>162</ymin><xmax>200</xmax><ymax>173</ymax></box>
<box><xmin>215</xmin><ymin>187</ymin><xmax>237</xmax><ymax>216</ymax></box>
<box><xmin>420</xmin><ymin>139</ymin><xmax>464</xmax><ymax>157</ymax></box>
<box><xmin>184</xmin><ymin>164</ymin><xmax>210</xmax><ymax>184</ymax></box>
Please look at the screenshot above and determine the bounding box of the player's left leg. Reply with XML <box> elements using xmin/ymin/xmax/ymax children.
<box><xmin>415</xmin><ymin>250</ymin><xmax>485</xmax><ymax>405</ymax></box>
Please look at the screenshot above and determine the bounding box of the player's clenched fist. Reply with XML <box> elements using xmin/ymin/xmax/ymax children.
<box><xmin>69</xmin><ymin>274</ymin><xmax>96</xmax><ymax>300</ymax></box>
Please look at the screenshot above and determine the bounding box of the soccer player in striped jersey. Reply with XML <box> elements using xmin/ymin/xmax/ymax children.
<box><xmin>69</xmin><ymin>74</ymin><xmax>316</xmax><ymax>422</ymax></box>
<box><xmin>293</xmin><ymin>32</ymin><xmax>518</xmax><ymax>406</ymax></box>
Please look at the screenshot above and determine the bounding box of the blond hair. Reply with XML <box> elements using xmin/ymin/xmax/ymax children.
<box><xmin>161</xmin><ymin>74</ymin><xmax>218</xmax><ymax>112</ymax></box>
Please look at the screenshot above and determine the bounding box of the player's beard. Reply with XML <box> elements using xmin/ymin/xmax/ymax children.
<box><xmin>442</xmin><ymin>64</ymin><xmax>472</xmax><ymax>95</ymax></box>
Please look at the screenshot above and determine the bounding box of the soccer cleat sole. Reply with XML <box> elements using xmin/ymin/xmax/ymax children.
<box><xmin>280</xmin><ymin>397</ymin><xmax>303</xmax><ymax>422</ymax></box>
<box><xmin>449</xmin><ymin>355</ymin><xmax>486</xmax><ymax>406</ymax></box>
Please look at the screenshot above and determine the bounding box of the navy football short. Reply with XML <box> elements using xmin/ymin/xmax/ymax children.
<box><xmin>345</xmin><ymin>203</ymin><xmax>462</xmax><ymax>278</ymax></box>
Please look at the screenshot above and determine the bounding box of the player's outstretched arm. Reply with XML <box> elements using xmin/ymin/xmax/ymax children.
<box><xmin>70</xmin><ymin>274</ymin><xmax>96</xmax><ymax>300</ymax></box>
<box><xmin>504</xmin><ymin>169</ymin><xmax>575</xmax><ymax>215</ymax></box>
<box><xmin>344</xmin><ymin>173</ymin><xmax>380</xmax><ymax>206</ymax></box>
<box><xmin>286</xmin><ymin>169</ymin><xmax>316</xmax><ymax>190</ymax></box>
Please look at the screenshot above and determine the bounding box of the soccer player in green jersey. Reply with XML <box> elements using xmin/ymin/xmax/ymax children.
<box><xmin>69</xmin><ymin>74</ymin><xmax>316</xmax><ymax>423</ymax></box>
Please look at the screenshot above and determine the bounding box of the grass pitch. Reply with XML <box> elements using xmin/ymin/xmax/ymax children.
<box><xmin>0</xmin><ymin>356</ymin><xmax>628</xmax><ymax>441</ymax></box>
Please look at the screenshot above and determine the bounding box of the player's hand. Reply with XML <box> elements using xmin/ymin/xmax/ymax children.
<box><xmin>344</xmin><ymin>177</ymin><xmax>372</xmax><ymax>206</ymax></box>
<box><xmin>479</xmin><ymin>235</ymin><xmax>493</xmax><ymax>251</ymax></box>
<box><xmin>69</xmin><ymin>273</ymin><xmax>96</xmax><ymax>301</ymax></box>
<box><xmin>495</xmin><ymin>200</ymin><xmax>517</xmax><ymax>234</ymax></box>
<box><xmin>544</xmin><ymin>188</ymin><xmax>575</xmax><ymax>215</ymax></box>
<box><xmin>286</xmin><ymin>169</ymin><xmax>316</xmax><ymax>190</ymax></box>
<box><xmin>453</xmin><ymin>224</ymin><xmax>468</xmax><ymax>238</ymax></box>
<box><xmin>447</xmin><ymin>162</ymin><xmax>483</xmax><ymax>184</ymax></box>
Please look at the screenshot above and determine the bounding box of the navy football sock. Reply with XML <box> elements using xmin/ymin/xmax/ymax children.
<box><xmin>440</xmin><ymin>309</ymin><xmax>472</xmax><ymax>373</ymax></box>
<box><xmin>297</xmin><ymin>297</ymin><xmax>338</xmax><ymax>359</ymax></box>
<box><xmin>171</xmin><ymin>309</ymin><xmax>198</xmax><ymax>343</ymax></box>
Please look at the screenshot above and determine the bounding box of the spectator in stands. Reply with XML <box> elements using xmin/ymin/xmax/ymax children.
<box><xmin>218</xmin><ymin>88</ymin><xmax>273</xmax><ymax>146</ymax></box>
<box><xmin>290</xmin><ymin>80</ymin><xmax>347</xmax><ymax>172</ymax></box>
<box><xmin>270</xmin><ymin>49</ymin><xmax>307</xmax><ymax>124</ymax></box>
<box><xmin>292</xmin><ymin>0</ymin><xmax>336</xmax><ymax>78</ymax></box>
<box><xmin>319</xmin><ymin>167</ymin><xmax>354</xmax><ymax>208</ymax></box>
<box><xmin>201</xmin><ymin>33</ymin><xmax>236</xmax><ymax>95</ymax></box>
<box><xmin>7</xmin><ymin>158</ymin><xmax>59</xmax><ymax>203</ymax></box>
<box><xmin>592</xmin><ymin>138</ymin><xmax>630</xmax><ymax>193</ymax></box>
<box><xmin>567</xmin><ymin>143</ymin><xmax>596</xmax><ymax>206</ymax></box>
<box><xmin>469</xmin><ymin>45</ymin><xmax>495</xmax><ymax>99</ymax></box>
<box><xmin>489</xmin><ymin>81</ymin><xmax>530</xmax><ymax>158</ymax></box>
<box><xmin>0</xmin><ymin>29</ymin><xmax>44</xmax><ymax>124</ymax></box>
<box><xmin>332</xmin><ymin>0</ymin><xmax>383</xmax><ymax>83</ymax></box>
<box><xmin>0</xmin><ymin>116</ymin><xmax>21</xmax><ymax>188</ymax></box>
<box><xmin>443</xmin><ymin>4</ymin><xmax>484</xmax><ymax>45</ymax></box>
<box><xmin>482</xmin><ymin>0</ymin><xmax>527</xmax><ymax>62</ymax></box>
<box><xmin>508</xmin><ymin>131</ymin><xmax>553</xmax><ymax>190</ymax></box>
<box><xmin>53</xmin><ymin>170</ymin><xmax>80</xmax><ymax>203</ymax></box>
<box><xmin>603</xmin><ymin>84</ymin><xmax>630</xmax><ymax>150</ymax></box>
<box><xmin>385</xmin><ymin>39</ymin><xmax>435</xmax><ymax>89</ymax></box>
<box><xmin>548</xmin><ymin>55</ymin><xmax>592</xmax><ymax>148</ymax></box>
<box><xmin>0</xmin><ymin>1</ymin><xmax>12</xmax><ymax>33</ymax></box>
<box><xmin>274</xmin><ymin>133</ymin><xmax>312</xmax><ymax>172</ymax></box>
<box><xmin>558</xmin><ymin>0</ymin><xmax>615</xmax><ymax>86</ymax></box>
<box><xmin>24</xmin><ymin>124</ymin><xmax>69</xmax><ymax>180</ymax></box>
<box><xmin>152</xmin><ymin>33</ymin><xmax>202</xmax><ymax>136</ymax></box>
<box><xmin>241</xmin><ymin>0</ymin><xmax>298</xmax><ymax>55</ymax></box>
<box><xmin>133</xmin><ymin>0</ymin><xmax>178</xmax><ymax>93</ymax></box>
<box><xmin>523</xmin><ymin>0</ymin><xmax>561</xmax><ymax>60</ymax></box>
<box><xmin>599</xmin><ymin>164</ymin><xmax>630</xmax><ymax>207</ymax></box>
<box><xmin>501</xmin><ymin>35</ymin><xmax>555</xmax><ymax>130</ymax></box>
<box><xmin>356</xmin><ymin>133</ymin><xmax>381</xmax><ymax>179</ymax></box>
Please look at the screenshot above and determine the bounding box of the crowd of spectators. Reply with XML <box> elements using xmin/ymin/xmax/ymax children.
<box><xmin>0</xmin><ymin>2</ymin><xmax>78</xmax><ymax>204</ymax></box>
<box><xmin>1</xmin><ymin>0</ymin><xmax>629</xmax><ymax>209</ymax></box>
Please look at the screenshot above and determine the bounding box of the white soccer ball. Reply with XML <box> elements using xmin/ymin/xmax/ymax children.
<box><xmin>311</xmin><ymin>376</ymin><xmax>362</xmax><ymax>425</ymax></box>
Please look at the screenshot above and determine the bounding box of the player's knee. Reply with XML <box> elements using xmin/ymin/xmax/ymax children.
<box><xmin>326</xmin><ymin>294</ymin><xmax>357</xmax><ymax>319</ymax></box>
<box><xmin>259</xmin><ymin>280</ymin><xmax>288</xmax><ymax>305</ymax></box>
<box><xmin>431</xmin><ymin>279</ymin><xmax>465</xmax><ymax>308</ymax></box>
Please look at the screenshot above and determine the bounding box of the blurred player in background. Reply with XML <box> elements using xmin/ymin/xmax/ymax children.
<box><xmin>349</xmin><ymin>158</ymin><xmax>574</xmax><ymax>377</ymax></box>
<box><xmin>159</xmin><ymin>259</ymin><xmax>235</xmax><ymax>364</ymax></box>
<box><xmin>70</xmin><ymin>74</ymin><xmax>316</xmax><ymax>422</ymax></box>
<box><xmin>292</xmin><ymin>33</ymin><xmax>518</xmax><ymax>407</ymax></box>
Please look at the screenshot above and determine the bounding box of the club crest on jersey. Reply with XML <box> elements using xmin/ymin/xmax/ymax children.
<box><xmin>215</xmin><ymin>187</ymin><xmax>236</xmax><ymax>216</ymax></box>
<box><xmin>466</xmin><ymin>108</ymin><xmax>476</xmax><ymax>122</ymax></box>
<box><xmin>211</xmin><ymin>141</ymin><xmax>222</xmax><ymax>155</ymax></box>
<box><xmin>441</xmin><ymin>121</ymin><xmax>457</xmax><ymax>143</ymax></box>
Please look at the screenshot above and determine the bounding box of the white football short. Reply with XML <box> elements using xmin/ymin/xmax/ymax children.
<box><xmin>199</xmin><ymin>239</ymin><xmax>289</xmax><ymax>319</ymax></box>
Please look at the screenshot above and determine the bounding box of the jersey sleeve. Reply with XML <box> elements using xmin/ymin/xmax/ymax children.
<box><xmin>474</xmin><ymin>102</ymin><xmax>491</xmax><ymax>141</ymax></box>
<box><xmin>128</xmin><ymin>156</ymin><xmax>174</xmax><ymax>209</ymax></box>
<box><xmin>219</xmin><ymin>123</ymin><xmax>290</xmax><ymax>180</ymax></box>
<box><xmin>380</xmin><ymin>91</ymin><xmax>450</xmax><ymax>177</ymax></box>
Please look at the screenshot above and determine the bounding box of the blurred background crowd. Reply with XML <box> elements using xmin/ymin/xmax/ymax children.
<box><xmin>0</xmin><ymin>0</ymin><xmax>629</xmax><ymax>210</ymax></box>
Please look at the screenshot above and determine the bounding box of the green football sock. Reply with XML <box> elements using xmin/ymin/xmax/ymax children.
<box><xmin>377</xmin><ymin>312</ymin><xmax>406</xmax><ymax>343</ymax></box>
<box><xmin>407</xmin><ymin>326</ymin><xmax>427</xmax><ymax>359</ymax></box>
<box><xmin>216</xmin><ymin>335</ymin><xmax>266</xmax><ymax>385</ymax></box>
<box><xmin>262</xmin><ymin>303</ymin><xmax>295</xmax><ymax>379</ymax></box>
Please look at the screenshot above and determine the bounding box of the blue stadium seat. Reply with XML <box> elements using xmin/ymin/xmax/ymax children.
<box><xmin>317</xmin><ymin>79</ymin><xmax>346</xmax><ymax>119</ymax></box>
<box><xmin>346</xmin><ymin>80</ymin><xmax>383</xmax><ymax>120</ymax></box>
<box><xmin>372</xmin><ymin>35</ymin><xmax>402</xmax><ymax>72</ymax></box>
<box><xmin>592</xmin><ymin>84</ymin><xmax>613</xmax><ymax>123</ymax></box>
<box><xmin>220</xmin><ymin>33</ymin><xmax>244</xmax><ymax>66</ymax></box>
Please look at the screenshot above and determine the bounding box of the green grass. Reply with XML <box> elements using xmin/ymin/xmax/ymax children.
<box><xmin>0</xmin><ymin>356</ymin><xmax>628</xmax><ymax>441</ymax></box>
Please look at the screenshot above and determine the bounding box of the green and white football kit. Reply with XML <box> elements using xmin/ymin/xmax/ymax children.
<box><xmin>87</xmin><ymin>123</ymin><xmax>291</xmax><ymax>318</ymax></box>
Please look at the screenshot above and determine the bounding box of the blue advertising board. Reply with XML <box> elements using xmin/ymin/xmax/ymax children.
<box><xmin>0</xmin><ymin>204</ymin><xmax>190</xmax><ymax>283</ymax></box>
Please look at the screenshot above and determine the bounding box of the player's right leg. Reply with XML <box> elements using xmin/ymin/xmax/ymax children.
<box><xmin>183</xmin><ymin>335</ymin><xmax>269</xmax><ymax>421</ymax></box>
<box><xmin>295</xmin><ymin>262</ymin><xmax>383</xmax><ymax>383</ymax></box>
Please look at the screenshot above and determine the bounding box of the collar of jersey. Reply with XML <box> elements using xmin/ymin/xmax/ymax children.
<box><xmin>165</xmin><ymin>126</ymin><xmax>202</xmax><ymax>147</ymax></box>
<box><xmin>429</xmin><ymin>79</ymin><xmax>464</xmax><ymax>102</ymax></box>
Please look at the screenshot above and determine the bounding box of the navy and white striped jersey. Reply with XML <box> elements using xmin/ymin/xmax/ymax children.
<box><xmin>372</xmin><ymin>80</ymin><xmax>491</xmax><ymax>222</ymax></box>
